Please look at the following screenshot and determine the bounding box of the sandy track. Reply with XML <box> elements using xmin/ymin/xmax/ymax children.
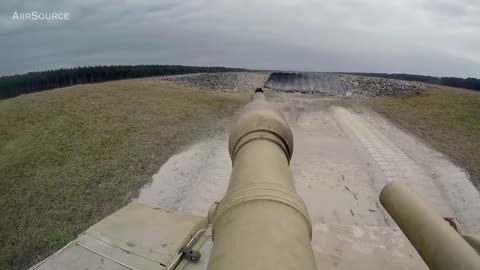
<box><xmin>136</xmin><ymin>93</ymin><xmax>479</xmax><ymax>269</ymax></box>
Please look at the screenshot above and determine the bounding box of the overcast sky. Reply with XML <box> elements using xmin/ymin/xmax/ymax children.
<box><xmin>0</xmin><ymin>0</ymin><xmax>479</xmax><ymax>77</ymax></box>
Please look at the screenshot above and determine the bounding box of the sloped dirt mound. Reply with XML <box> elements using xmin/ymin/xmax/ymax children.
<box><xmin>265</xmin><ymin>72</ymin><xmax>345</xmax><ymax>95</ymax></box>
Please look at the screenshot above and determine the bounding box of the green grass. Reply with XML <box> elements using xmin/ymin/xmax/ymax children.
<box><xmin>0</xmin><ymin>78</ymin><xmax>248</xmax><ymax>269</ymax></box>
<box><xmin>368</xmin><ymin>87</ymin><xmax>480</xmax><ymax>190</ymax></box>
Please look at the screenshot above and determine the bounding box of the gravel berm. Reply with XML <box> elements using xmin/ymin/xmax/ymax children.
<box><xmin>339</xmin><ymin>74</ymin><xmax>425</xmax><ymax>97</ymax></box>
<box><xmin>161</xmin><ymin>72</ymin><xmax>270</xmax><ymax>92</ymax></box>
<box><xmin>264</xmin><ymin>72</ymin><xmax>425</xmax><ymax>97</ymax></box>
<box><xmin>161</xmin><ymin>71</ymin><xmax>425</xmax><ymax>97</ymax></box>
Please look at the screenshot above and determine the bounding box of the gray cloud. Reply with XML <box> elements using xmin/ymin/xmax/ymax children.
<box><xmin>0</xmin><ymin>0</ymin><xmax>479</xmax><ymax>77</ymax></box>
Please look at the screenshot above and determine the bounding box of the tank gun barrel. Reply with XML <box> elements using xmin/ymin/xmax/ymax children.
<box><xmin>207</xmin><ymin>88</ymin><xmax>317</xmax><ymax>270</ymax></box>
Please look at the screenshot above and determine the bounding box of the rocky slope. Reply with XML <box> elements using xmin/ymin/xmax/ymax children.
<box><xmin>161</xmin><ymin>71</ymin><xmax>425</xmax><ymax>97</ymax></box>
<box><xmin>161</xmin><ymin>72</ymin><xmax>270</xmax><ymax>92</ymax></box>
<box><xmin>339</xmin><ymin>75</ymin><xmax>425</xmax><ymax>96</ymax></box>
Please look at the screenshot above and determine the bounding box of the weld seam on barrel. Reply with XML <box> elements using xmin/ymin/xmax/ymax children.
<box><xmin>231</xmin><ymin>130</ymin><xmax>291</xmax><ymax>163</ymax></box>
<box><xmin>213</xmin><ymin>184</ymin><xmax>312</xmax><ymax>239</ymax></box>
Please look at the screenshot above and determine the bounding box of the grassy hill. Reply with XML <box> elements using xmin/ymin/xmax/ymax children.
<box><xmin>368</xmin><ymin>86</ymin><xmax>480</xmax><ymax>190</ymax></box>
<box><xmin>0</xmin><ymin>78</ymin><xmax>248</xmax><ymax>269</ymax></box>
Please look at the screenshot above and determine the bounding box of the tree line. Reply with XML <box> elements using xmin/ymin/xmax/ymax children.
<box><xmin>0</xmin><ymin>65</ymin><xmax>247</xmax><ymax>99</ymax></box>
<box><xmin>350</xmin><ymin>73</ymin><xmax>480</xmax><ymax>92</ymax></box>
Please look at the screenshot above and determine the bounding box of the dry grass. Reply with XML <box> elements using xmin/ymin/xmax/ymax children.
<box><xmin>0</xmin><ymin>78</ymin><xmax>249</xmax><ymax>269</ymax></box>
<box><xmin>367</xmin><ymin>87</ymin><xmax>480</xmax><ymax>190</ymax></box>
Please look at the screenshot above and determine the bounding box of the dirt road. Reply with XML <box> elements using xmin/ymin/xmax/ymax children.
<box><xmin>136</xmin><ymin>93</ymin><xmax>480</xmax><ymax>269</ymax></box>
